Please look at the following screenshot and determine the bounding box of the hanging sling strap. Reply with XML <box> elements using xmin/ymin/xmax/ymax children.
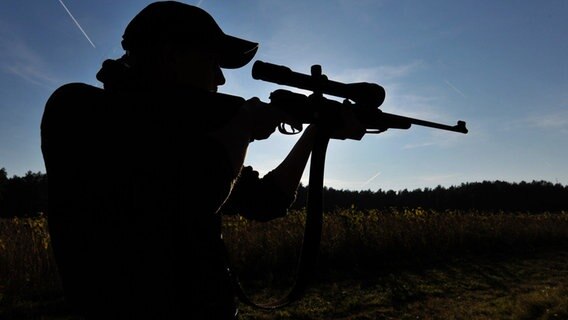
<box><xmin>225</xmin><ymin>132</ymin><xmax>331</xmax><ymax>309</ymax></box>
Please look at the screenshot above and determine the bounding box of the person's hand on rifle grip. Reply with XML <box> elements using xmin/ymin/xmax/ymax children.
<box><xmin>242</xmin><ymin>97</ymin><xmax>286</xmax><ymax>141</ymax></box>
<box><xmin>329</xmin><ymin>105</ymin><xmax>366</xmax><ymax>141</ymax></box>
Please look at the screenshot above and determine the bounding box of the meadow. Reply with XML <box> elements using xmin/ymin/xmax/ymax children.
<box><xmin>1</xmin><ymin>208</ymin><xmax>567</xmax><ymax>319</ymax></box>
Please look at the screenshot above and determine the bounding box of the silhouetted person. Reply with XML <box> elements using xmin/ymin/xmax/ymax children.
<box><xmin>41</xmin><ymin>1</ymin><xmax>363</xmax><ymax>319</ymax></box>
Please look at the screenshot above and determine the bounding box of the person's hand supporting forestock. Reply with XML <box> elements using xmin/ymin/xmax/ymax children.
<box><xmin>328</xmin><ymin>104</ymin><xmax>366</xmax><ymax>141</ymax></box>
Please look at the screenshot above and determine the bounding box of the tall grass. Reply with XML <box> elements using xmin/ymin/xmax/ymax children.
<box><xmin>0</xmin><ymin>214</ymin><xmax>62</xmax><ymax>313</ymax></box>
<box><xmin>222</xmin><ymin>208</ymin><xmax>568</xmax><ymax>280</ymax></box>
<box><xmin>1</xmin><ymin>209</ymin><xmax>568</xmax><ymax>309</ymax></box>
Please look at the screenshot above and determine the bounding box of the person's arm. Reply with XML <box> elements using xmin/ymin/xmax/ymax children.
<box><xmin>219</xmin><ymin>125</ymin><xmax>317</xmax><ymax>221</ymax></box>
<box><xmin>216</xmin><ymin>98</ymin><xmax>365</xmax><ymax>221</ymax></box>
<box><xmin>261</xmin><ymin>124</ymin><xmax>317</xmax><ymax>197</ymax></box>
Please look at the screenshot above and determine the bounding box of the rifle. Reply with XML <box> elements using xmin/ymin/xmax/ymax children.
<box><xmin>229</xmin><ymin>60</ymin><xmax>468</xmax><ymax>310</ymax></box>
<box><xmin>252</xmin><ymin>60</ymin><xmax>468</xmax><ymax>135</ymax></box>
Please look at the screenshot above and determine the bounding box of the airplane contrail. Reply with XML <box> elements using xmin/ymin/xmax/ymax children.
<box><xmin>361</xmin><ymin>171</ymin><xmax>382</xmax><ymax>189</ymax></box>
<box><xmin>58</xmin><ymin>0</ymin><xmax>96</xmax><ymax>48</ymax></box>
<box><xmin>196</xmin><ymin>0</ymin><xmax>205</xmax><ymax>7</ymax></box>
<box><xmin>444</xmin><ymin>79</ymin><xmax>466</xmax><ymax>98</ymax></box>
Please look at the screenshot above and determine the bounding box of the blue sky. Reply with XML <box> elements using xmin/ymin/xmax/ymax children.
<box><xmin>1</xmin><ymin>0</ymin><xmax>567</xmax><ymax>191</ymax></box>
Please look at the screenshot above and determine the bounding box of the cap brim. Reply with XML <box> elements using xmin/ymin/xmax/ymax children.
<box><xmin>218</xmin><ymin>34</ymin><xmax>259</xmax><ymax>69</ymax></box>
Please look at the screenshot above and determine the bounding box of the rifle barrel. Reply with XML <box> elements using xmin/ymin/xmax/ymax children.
<box><xmin>381</xmin><ymin>112</ymin><xmax>468</xmax><ymax>133</ymax></box>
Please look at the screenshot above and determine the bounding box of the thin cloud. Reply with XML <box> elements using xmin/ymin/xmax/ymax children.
<box><xmin>376</xmin><ymin>61</ymin><xmax>423</xmax><ymax>80</ymax></box>
<box><xmin>417</xmin><ymin>173</ymin><xmax>460</xmax><ymax>184</ymax></box>
<box><xmin>403</xmin><ymin>128</ymin><xmax>465</xmax><ymax>149</ymax></box>
<box><xmin>403</xmin><ymin>141</ymin><xmax>437</xmax><ymax>149</ymax></box>
<box><xmin>504</xmin><ymin>106</ymin><xmax>568</xmax><ymax>133</ymax></box>
<box><xmin>5</xmin><ymin>64</ymin><xmax>57</xmax><ymax>88</ymax></box>
<box><xmin>0</xmin><ymin>28</ymin><xmax>59</xmax><ymax>88</ymax></box>
<box><xmin>328</xmin><ymin>61</ymin><xmax>451</xmax><ymax>124</ymax></box>
<box><xmin>333</xmin><ymin>60</ymin><xmax>423</xmax><ymax>83</ymax></box>
<box><xmin>58</xmin><ymin>0</ymin><xmax>96</xmax><ymax>48</ymax></box>
<box><xmin>385</xmin><ymin>91</ymin><xmax>441</xmax><ymax>118</ymax></box>
<box><xmin>524</xmin><ymin>110</ymin><xmax>568</xmax><ymax>132</ymax></box>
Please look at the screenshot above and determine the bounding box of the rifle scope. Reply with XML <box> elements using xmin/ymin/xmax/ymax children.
<box><xmin>252</xmin><ymin>60</ymin><xmax>386</xmax><ymax>107</ymax></box>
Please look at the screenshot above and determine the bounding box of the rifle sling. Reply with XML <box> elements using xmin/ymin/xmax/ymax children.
<box><xmin>225</xmin><ymin>133</ymin><xmax>330</xmax><ymax>310</ymax></box>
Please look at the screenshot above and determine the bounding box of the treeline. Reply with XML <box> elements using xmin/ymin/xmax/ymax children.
<box><xmin>0</xmin><ymin>169</ymin><xmax>48</xmax><ymax>218</ymax></box>
<box><xmin>1</xmin><ymin>168</ymin><xmax>567</xmax><ymax>217</ymax></box>
<box><xmin>293</xmin><ymin>180</ymin><xmax>568</xmax><ymax>213</ymax></box>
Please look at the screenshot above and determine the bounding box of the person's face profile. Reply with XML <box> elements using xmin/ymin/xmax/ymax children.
<box><xmin>174</xmin><ymin>46</ymin><xmax>225</xmax><ymax>92</ymax></box>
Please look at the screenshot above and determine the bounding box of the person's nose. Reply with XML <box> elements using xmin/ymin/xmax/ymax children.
<box><xmin>215</xmin><ymin>67</ymin><xmax>225</xmax><ymax>86</ymax></box>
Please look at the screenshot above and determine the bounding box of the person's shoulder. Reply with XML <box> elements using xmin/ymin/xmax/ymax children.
<box><xmin>48</xmin><ymin>82</ymin><xmax>103</xmax><ymax>103</ymax></box>
<box><xmin>46</xmin><ymin>82</ymin><xmax>103</xmax><ymax>109</ymax></box>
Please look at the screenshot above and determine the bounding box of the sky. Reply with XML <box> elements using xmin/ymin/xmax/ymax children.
<box><xmin>0</xmin><ymin>0</ymin><xmax>567</xmax><ymax>192</ymax></box>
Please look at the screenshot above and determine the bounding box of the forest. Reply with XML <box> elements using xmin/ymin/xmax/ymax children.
<box><xmin>0</xmin><ymin>167</ymin><xmax>567</xmax><ymax>218</ymax></box>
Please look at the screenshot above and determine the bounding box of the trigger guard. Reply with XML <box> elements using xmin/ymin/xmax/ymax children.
<box><xmin>278</xmin><ymin>123</ymin><xmax>302</xmax><ymax>135</ymax></box>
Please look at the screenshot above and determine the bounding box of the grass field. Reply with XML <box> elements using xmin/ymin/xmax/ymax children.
<box><xmin>1</xmin><ymin>208</ymin><xmax>567</xmax><ymax>319</ymax></box>
<box><xmin>238</xmin><ymin>251</ymin><xmax>568</xmax><ymax>320</ymax></box>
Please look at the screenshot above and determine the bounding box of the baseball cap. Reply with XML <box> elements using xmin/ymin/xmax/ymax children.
<box><xmin>121</xmin><ymin>1</ymin><xmax>259</xmax><ymax>69</ymax></box>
